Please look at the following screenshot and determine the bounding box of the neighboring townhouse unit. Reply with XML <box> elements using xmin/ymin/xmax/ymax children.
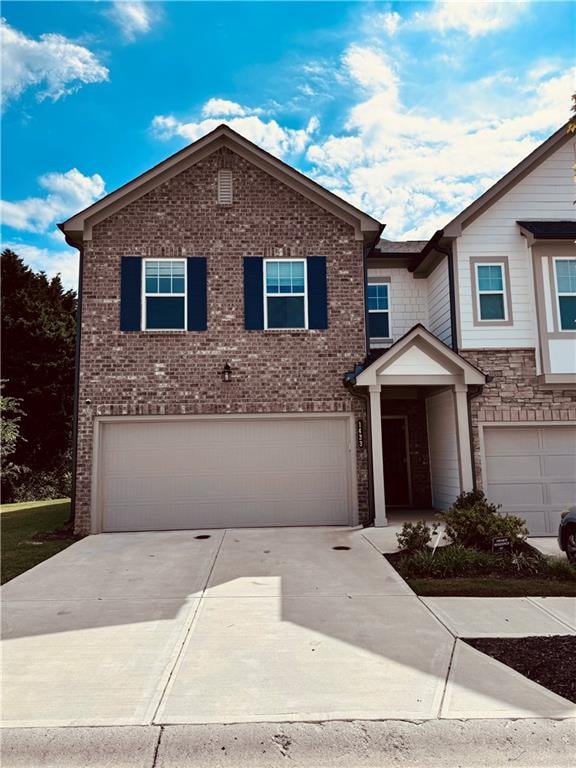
<box><xmin>61</xmin><ymin>123</ymin><xmax>576</xmax><ymax>537</ymax></box>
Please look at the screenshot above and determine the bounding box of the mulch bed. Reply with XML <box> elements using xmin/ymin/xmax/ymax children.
<box><xmin>31</xmin><ymin>524</ymin><xmax>83</xmax><ymax>543</ymax></box>
<box><xmin>464</xmin><ymin>636</ymin><xmax>576</xmax><ymax>703</ymax></box>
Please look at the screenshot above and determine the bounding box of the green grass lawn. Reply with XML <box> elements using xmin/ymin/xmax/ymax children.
<box><xmin>0</xmin><ymin>499</ymin><xmax>79</xmax><ymax>584</ymax></box>
<box><xmin>406</xmin><ymin>577</ymin><xmax>576</xmax><ymax>597</ymax></box>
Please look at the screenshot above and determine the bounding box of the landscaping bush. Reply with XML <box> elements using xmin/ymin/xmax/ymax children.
<box><xmin>441</xmin><ymin>491</ymin><xmax>528</xmax><ymax>551</ymax></box>
<box><xmin>400</xmin><ymin>546</ymin><xmax>502</xmax><ymax>578</ymax></box>
<box><xmin>396</xmin><ymin>520</ymin><xmax>439</xmax><ymax>553</ymax></box>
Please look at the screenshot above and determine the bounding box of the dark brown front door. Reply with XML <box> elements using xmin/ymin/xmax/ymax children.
<box><xmin>382</xmin><ymin>418</ymin><xmax>410</xmax><ymax>506</ymax></box>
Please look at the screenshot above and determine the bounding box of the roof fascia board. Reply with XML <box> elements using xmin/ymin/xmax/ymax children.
<box><xmin>443</xmin><ymin>124</ymin><xmax>573</xmax><ymax>238</ymax></box>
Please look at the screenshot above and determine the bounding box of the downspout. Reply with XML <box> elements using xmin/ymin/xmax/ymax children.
<box><xmin>466</xmin><ymin>378</ymin><xmax>491</xmax><ymax>490</ymax></box>
<box><xmin>59</xmin><ymin>229</ymin><xmax>83</xmax><ymax>527</ymax></box>
<box><xmin>446</xmin><ymin>245</ymin><xmax>459</xmax><ymax>352</ymax></box>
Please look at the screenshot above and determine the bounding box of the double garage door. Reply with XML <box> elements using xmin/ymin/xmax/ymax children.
<box><xmin>97</xmin><ymin>416</ymin><xmax>354</xmax><ymax>531</ymax></box>
<box><xmin>484</xmin><ymin>425</ymin><xmax>576</xmax><ymax>536</ymax></box>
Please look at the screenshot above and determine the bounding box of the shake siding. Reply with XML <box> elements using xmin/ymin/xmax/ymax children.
<box><xmin>367</xmin><ymin>266</ymin><xmax>428</xmax><ymax>343</ymax></box>
<box><xmin>426</xmin><ymin>390</ymin><xmax>461</xmax><ymax>510</ymax></box>
<box><xmin>427</xmin><ymin>257</ymin><xmax>452</xmax><ymax>346</ymax></box>
<box><xmin>456</xmin><ymin>138</ymin><xmax>576</xmax><ymax>349</ymax></box>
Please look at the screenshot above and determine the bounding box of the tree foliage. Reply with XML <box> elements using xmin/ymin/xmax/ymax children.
<box><xmin>1</xmin><ymin>250</ymin><xmax>77</xmax><ymax>500</ymax></box>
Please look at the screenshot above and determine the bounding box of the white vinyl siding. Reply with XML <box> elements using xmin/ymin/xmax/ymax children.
<box><xmin>427</xmin><ymin>257</ymin><xmax>452</xmax><ymax>345</ymax></box>
<box><xmin>98</xmin><ymin>416</ymin><xmax>354</xmax><ymax>531</ymax></box>
<box><xmin>425</xmin><ymin>390</ymin><xmax>461</xmax><ymax>510</ymax></box>
<box><xmin>456</xmin><ymin>138</ymin><xmax>576</xmax><ymax>348</ymax></box>
<box><xmin>367</xmin><ymin>267</ymin><xmax>428</xmax><ymax>346</ymax></box>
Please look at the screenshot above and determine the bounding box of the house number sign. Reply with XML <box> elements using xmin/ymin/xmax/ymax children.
<box><xmin>356</xmin><ymin>420</ymin><xmax>364</xmax><ymax>449</ymax></box>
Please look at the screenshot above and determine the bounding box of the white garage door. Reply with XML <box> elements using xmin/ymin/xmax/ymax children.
<box><xmin>98</xmin><ymin>416</ymin><xmax>353</xmax><ymax>531</ymax></box>
<box><xmin>484</xmin><ymin>425</ymin><xmax>576</xmax><ymax>536</ymax></box>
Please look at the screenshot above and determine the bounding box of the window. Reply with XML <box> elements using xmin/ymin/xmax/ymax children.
<box><xmin>143</xmin><ymin>259</ymin><xmax>186</xmax><ymax>330</ymax></box>
<box><xmin>264</xmin><ymin>260</ymin><xmax>307</xmax><ymax>329</ymax></box>
<box><xmin>554</xmin><ymin>258</ymin><xmax>576</xmax><ymax>331</ymax></box>
<box><xmin>476</xmin><ymin>263</ymin><xmax>507</xmax><ymax>321</ymax></box>
<box><xmin>367</xmin><ymin>283</ymin><xmax>390</xmax><ymax>338</ymax></box>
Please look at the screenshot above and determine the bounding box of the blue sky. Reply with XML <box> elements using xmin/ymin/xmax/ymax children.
<box><xmin>1</xmin><ymin>1</ymin><xmax>574</xmax><ymax>289</ymax></box>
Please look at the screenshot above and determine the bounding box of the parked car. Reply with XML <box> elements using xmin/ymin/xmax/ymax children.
<box><xmin>558</xmin><ymin>506</ymin><xmax>576</xmax><ymax>564</ymax></box>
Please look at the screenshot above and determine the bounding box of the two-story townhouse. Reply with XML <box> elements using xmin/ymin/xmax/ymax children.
<box><xmin>61</xmin><ymin>123</ymin><xmax>575</xmax><ymax>537</ymax></box>
<box><xmin>354</xmin><ymin>123</ymin><xmax>576</xmax><ymax>536</ymax></box>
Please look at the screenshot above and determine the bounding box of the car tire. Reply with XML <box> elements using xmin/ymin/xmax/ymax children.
<box><xmin>564</xmin><ymin>525</ymin><xmax>576</xmax><ymax>564</ymax></box>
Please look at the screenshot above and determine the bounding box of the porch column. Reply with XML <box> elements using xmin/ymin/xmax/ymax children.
<box><xmin>454</xmin><ymin>383</ymin><xmax>474</xmax><ymax>490</ymax></box>
<box><xmin>369</xmin><ymin>384</ymin><xmax>387</xmax><ymax>526</ymax></box>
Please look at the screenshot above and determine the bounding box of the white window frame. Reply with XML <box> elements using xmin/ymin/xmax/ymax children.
<box><xmin>475</xmin><ymin>262</ymin><xmax>508</xmax><ymax>322</ymax></box>
<box><xmin>367</xmin><ymin>282</ymin><xmax>391</xmax><ymax>339</ymax></box>
<box><xmin>553</xmin><ymin>256</ymin><xmax>576</xmax><ymax>332</ymax></box>
<box><xmin>142</xmin><ymin>258</ymin><xmax>187</xmax><ymax>331</ymax></box>
<box><xmin>263</xmin><ymin>258</ymin><xmax>308</xmax><ymax>330</ymax></box>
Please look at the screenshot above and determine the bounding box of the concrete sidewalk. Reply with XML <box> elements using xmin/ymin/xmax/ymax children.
<box><xmin>2</xmin><ymin>720</ymin><xmax>575</xmax><ymax>768</ymax></box>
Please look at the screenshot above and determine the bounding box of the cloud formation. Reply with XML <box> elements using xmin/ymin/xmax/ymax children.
<box><xmin>412</xmin><ymin>1</ymin><xmax>529</xmax><ymax>38</ymax></box>
<box><xmin>1</xmin><ymin>169</ymin><xmax>105</xmax><ymax>233</ymax></box>
<box><xmin>105</xmin><ymin>1</ymin><xmax>160</xmax><ymax>42</ymax></box>
<box><xmin>152</xmin><ymin>100</ymin><xmax>320</xmax><ymax>158</ymax></box>
<box><xmin>0</xmin><ymin>18</ymin><xmax>108</xmax><ymax>105</ymax></box>
<box><xmin>1</xmin><ymin>241</ymin><xmax>80</xmax><ymax>290</ymax></box>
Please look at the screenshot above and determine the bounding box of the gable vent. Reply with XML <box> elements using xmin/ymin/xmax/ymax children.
<box><xmin>218</xmin><ymin>169</ymin><xmax>233</xmax><ymax>205</ymax></box>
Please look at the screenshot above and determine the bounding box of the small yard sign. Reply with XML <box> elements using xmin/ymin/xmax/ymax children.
<box><xmin>492</xmin><ymin>536</ymin><xmax>512</xmax><ymax>555</ymax></box>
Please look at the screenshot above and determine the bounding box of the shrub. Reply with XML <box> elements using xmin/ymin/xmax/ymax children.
<box><xmin>396</xmin><ymin>520</ymin><xmax>439</xmax><ymax>553</ymax></box>
<box><xmin>9</xmin><ymin>466</ymin><xmax>71</xmax><ymax>503</ymax></box>
<box><xmin>441</xmin><ymin>492</ymin><xmax>528</xmax><ymax>551</ymax></box>
<box><xmin>401</xmin><ymin>546</ymin><xmax>501</xmax><ymax>579</ymax></box>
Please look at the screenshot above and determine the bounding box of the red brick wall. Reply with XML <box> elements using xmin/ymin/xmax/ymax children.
<box><xmin>461</xmin><ymin>348</ymin><xmax>576</xmax><ymax>488</ymax></box>
<box><xmin>74</xmin><ymin>147</ymin><xmax>369</xmax><ymax>533</ymax></box>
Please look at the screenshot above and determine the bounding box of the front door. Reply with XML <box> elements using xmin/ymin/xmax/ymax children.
<box><xmin>382</xmin><ymin>417</ymin><xmax>410</xmax><ymax>506</ymax></box>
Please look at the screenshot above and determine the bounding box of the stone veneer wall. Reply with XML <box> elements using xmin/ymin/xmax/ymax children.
<box><xmin>461</xmin><ymin>348</ymin><xmax>576</xmax><ymax>489</ymax></box>
<box><xmin>74</xmin><ymin>146</ymin><xmax>370</xmax><ymax>534</ymax></box>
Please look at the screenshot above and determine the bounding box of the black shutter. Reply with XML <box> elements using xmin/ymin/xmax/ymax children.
<box><xmin>187</xmin><ymin>257</ymin><xmax>207</xmax><ymax>331</ymax></box>
<box><xmin>120</xmin><ymin>256</ymin><xmax>142</xmax><ymax>331</ymax></box>
<box><xmin>244</xmin><ymin>257</ymin><xmax>264</xmax><ymax>330</ymax></box>
<box><xmin>307</xmin><ymin>256</ymin><xmax>328</xmax><ymax>330</ymax></box>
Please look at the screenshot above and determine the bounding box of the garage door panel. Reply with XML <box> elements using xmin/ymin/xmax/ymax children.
<box><xmin>99</xmin><ymin>417</ymin><xmax>353</xmax><ymax>531</ymax></box>
<box><xmin>484</xmin><ymin>425</ymin><xmax>576</xmax><ymax>536</ymax></box>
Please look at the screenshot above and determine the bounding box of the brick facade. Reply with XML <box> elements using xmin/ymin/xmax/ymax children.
<box><xmin>74</xmin><ymin>147</ymin><xmax>370</xmax><ymax>534</ymax></box>
<box><xmin>461</xmin><ymin>348</ymin><xmax>576</xmax><ymax>488</ymax></box>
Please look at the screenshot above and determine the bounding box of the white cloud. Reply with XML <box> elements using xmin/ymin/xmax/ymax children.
<box><xmin>0</xmin><ymin>18</ymin><xmax>108</xmax><ymax>105</ymax></box>
<box><xmin>1</xmin><ymin>241</ymin><xmax>79</xmax><ymax>290</ymax></box>
<box><xmin>305</xmin><ymin>44</ymin><xmax>573</xmax><ymax>238</ymax></box>
<box><xmin>412</xmin><ymin>1</ymin><xmax>529</xmax><ymax>38</ymax></box>
<box><xmin>1</xmin><ymin>169</ymin><xmax>105</xmax><ymax>233</ymax></box>
<box><xmin>151</xmin><ymin>100</ymin><xmax>319</xmax><ymax>158</ymax></box>
<box><xmin>106</xmin><ymin>1</ymin><xmax>160</xmax><ymax>42</ymax></box>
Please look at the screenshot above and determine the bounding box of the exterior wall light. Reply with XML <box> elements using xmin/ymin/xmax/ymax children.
<box><xmin>221</xmin><ymin>362</ymin><xmax>232</xmax><ymax>382</ymax></box>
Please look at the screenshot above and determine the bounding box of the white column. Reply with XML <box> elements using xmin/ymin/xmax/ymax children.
<box><xmin>453</xmin><ymin>383</ymin><xmax>474</xmax><ymax>491</ymax></box>
<box><xmin>369</xmin><ymin>384</ymin><xmax>387</xmax><ymax>526</ymax></box>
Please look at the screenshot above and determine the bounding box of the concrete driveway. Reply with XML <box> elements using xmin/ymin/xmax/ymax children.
<box><xmin>1</xmin><ymin>527</ymin><xmax>574</xmax><ymax>728</ymax></box>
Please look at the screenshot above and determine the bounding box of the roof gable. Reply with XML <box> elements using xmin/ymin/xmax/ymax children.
<box><xmin>59</xmin><ymin>124</ymin><xmax>382</xmax><ymax>247</ymax></box>
<box><xmin>355</xmin><ymin>325</ymin><xmax>485</xmax><ymax>386</ymax></box>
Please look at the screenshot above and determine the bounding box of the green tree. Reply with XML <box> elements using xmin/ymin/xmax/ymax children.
<box><xmin>1</xmin><ymin>250</ymin><xmax>77</xmax><ymax>500</ymax></box>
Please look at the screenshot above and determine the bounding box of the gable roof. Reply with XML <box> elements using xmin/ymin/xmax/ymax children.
<box><xmin>354</xmin><ymin>324</ymin><xmax>486</xmax><ymax>386</ymax></box>
<box><xmin>59</xmin><ymin>124</ymin><xmax>383</xmax><ymax>248</ymax></box>
<box><xmin>443</xmin><ymin>122</ymin><xmax>573</xmax><ymax>237</ymax></box>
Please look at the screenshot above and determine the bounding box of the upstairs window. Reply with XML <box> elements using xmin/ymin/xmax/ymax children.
<box><xmin>367</xmin><ymin>283</ymin><xmax>390</xmax><ymax>338</ymax></box>
<box><xmin>264</xmin><ymin>259</ymin><xmax>307</xmax><ymax>329</ymax></box>
<box><xmin>476</xmin><ymin>263</ymin><xmax>507</xmax><ymax>321</ymax></box>
<box><xmin>143</xmin><ymin>259</ymin><xmax>186</xmax><ymax>330</ymax></box>
<box><xmin>554</xmin><ymin>258</ymin><xmax>576</xmax><ymax>331</ymax></box>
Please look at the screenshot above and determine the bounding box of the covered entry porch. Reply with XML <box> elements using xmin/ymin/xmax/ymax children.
<box><xmin>354</xmin><ymin>326</ymin><xmax>486</xmax><ymax>526</ymax></box>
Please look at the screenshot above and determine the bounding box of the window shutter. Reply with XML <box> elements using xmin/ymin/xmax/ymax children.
<box><xmin>244</xmin><ymin>257</ymin><xmax>264</xmax><ymax>330</ymax></box>
<box><xmin>187</xmin><ymin>257</ymin><xmax>207</xmax><ymax>331</ymax></box>
<box><xmin>307</xmin><ymin>256</ymin><xmax>328</xmax><ymax>330</ymax></box>
<box><xmin>120</xmin><ymin>256</ymin><xmax>142</xmax><ymax>331</ymax></box>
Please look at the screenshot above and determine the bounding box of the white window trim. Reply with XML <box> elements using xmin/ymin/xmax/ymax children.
<box><xmin>475</xmin><ymin>262</ymin><xmax>508</xmax><ymax>322</ymax></box>
<box><xmin>142</xmin><ymin>257</ymin><xmax>187</xmax><ymax>331</ymax></box>
<box><xmin>368</xmin><ymin>282</ymin><xmax>391</xmax><ymax>339</ymax></box>
<box><xmin>263</xmin><ymin>258</ymin><xmax>308</xmax><ymax>330</ymax></box>
<box><xmin>553</xmin><ymin>256</ymin><xmax>576</xmax><ymax>333</ymax></box>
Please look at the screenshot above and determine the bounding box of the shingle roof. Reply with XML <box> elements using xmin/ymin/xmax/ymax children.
<box><xmin>517</xmin><ymin>220</ymin><xmax>576</xmax><ymax>239</ymax></box>
<box><xmin>372</xmin><ymin>238</ymin><xmax>428</xmax><ymax>256</ymax></box>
